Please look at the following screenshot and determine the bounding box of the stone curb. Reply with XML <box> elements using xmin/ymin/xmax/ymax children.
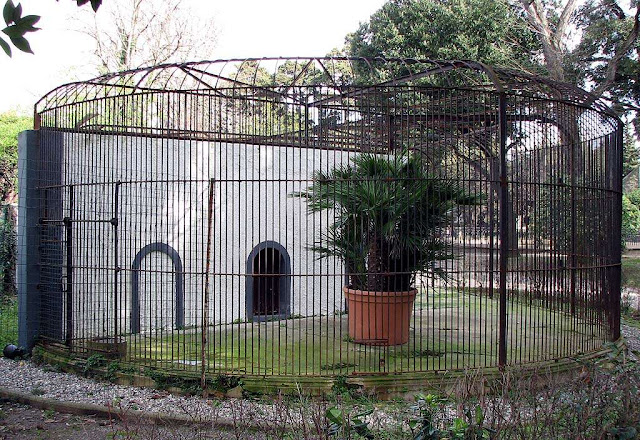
<box><xmin>0</xmin><ymin>387</ymin><xmax>244</xmax><ymax>428</ymax></box>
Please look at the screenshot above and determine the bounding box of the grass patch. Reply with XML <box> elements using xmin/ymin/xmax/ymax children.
<box><xmin>0</xmin><ymin>296</ymin><xmax>17</xmax><ymax>347</ymax></box>
<box><xmin>121</xmin><ymin>290</ymin><xmax>601</xmax><ymax>376</ymax></box>
<box><xmin>622</xmin><ymin>257</ymin><xmax>640</xmax><ymax>288</ymax></box>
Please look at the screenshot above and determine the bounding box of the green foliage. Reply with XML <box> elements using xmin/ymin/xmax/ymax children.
<box><xmin>331</xmin><ymin>375</ymin><xmax>363</xmax><ymax>399</ymax></box>
<box><xmin>326</xmin><ymin>406</ymin><xmax>374</xmax><ymax>439</ymax></box>
<box><xmin>409</xmin><ymin>393</ymin><xmax>493</xmax><ymax>440</ymax></box>
<box><xmin>571</xmin><ymin>0</ymin><xmax>640</xmax><ymax>136</ymax></box>
<box><xmin>0</xmin><ymin>111</ymin><xmax>31</xmax><ymax>200</ymax></box>
<box><xmin>623</xmin><ymin>127</ymin><xmax>639</xmax><ymax>177</ymax></box>
<box><xmin>622</xmin><ymin>257</ymin><xmax>640</xmax><ymax>289</ymax></box>
<box><xmin>0</xmin><ymin>1</ymin><xmax>39</xmax><ymax>56</ymax></box>
<box><xmin>143</xmin><ymin>368</ymin><xmax>241</xmax><ymax>395</ymax></box>
<box><xmin>292</xmin><ymin>152</ymin><xmax>479</xmax><ymax>292</ymax></box>
<box><xmin>346</xmin><ymin>0</ymin><xmax>541</xmax><ymax>77</ymax></box>
<box><xmin>0</xmin><ymin>206</ymin><xmax>16</xmax><ymax>298</ymax></box>
<box><xmin>622</xmin><ymin>194</ymin><xmax>640</xmax><ymax>242</ymax></box>
<box><xmin>628</xmin><ymin>189</ymin><xmax>640</xmax><ymax>209</ymax></box>
<box><xmin>0</xmin><ymin>296</ymin><xmax>17</xmax><ymax>346</ymax></box>
<box><xmin>84</xmin><ymin>353</ymin><xmax>107</xmax><ymax>375</ymax></box>
<box><xmin>1</xmin><ymin>0</ymin><xmax>101</xmax><ymax>57</ymax></box>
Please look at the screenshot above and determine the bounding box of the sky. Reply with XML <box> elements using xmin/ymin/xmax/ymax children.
<box><xmin>0</xmin><ymin>0</ymin><xmax>387</xmax><ymax>114</ymax></box>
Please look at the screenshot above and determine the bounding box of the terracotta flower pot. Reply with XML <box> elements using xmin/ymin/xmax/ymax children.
<box><xmin>343</xmin><ymin>286</ymin><xmax>417</xmax><ymax>346</ymax></box>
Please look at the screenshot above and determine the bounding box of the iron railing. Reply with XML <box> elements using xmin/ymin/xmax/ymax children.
<box><xmin>24</xmin><ymin>58</ymin><xmax>622</xmax><ymax>381</ymax></box>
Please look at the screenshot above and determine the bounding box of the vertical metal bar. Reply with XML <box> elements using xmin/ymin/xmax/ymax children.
<box><xmin>610</xmin><ymin>122</ymin><xmax>623</xmax><ymax>341</ymax></box>
<box><xmin>202</xmin><ymin>178</ymin><xmax>215</xmax><ymax>390</ymax></box>
<box><xmin>569</xmin><ymin>105</ymin><xmax>577</xmax><ymax>315</ymax></box>
<box><xmin>64</xmin><ymin>186</ymin><xmax>74</xmax><ymax>346</ymax></box>
<box><xmin>498</xmin><ymin>92</ymin><xmax>509</xmax><ymax>368</ymax></box>
<box><xmin>112</xmin><ymin>182</ymin><xmax>120</xmax><ymax>340</ymax></box>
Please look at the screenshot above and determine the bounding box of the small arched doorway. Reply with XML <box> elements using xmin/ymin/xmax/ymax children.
<box><xmin>246</xmin><ymin>241</ymin><xmax>291</xmax><ymax>321</ymax></box>
<box><xmin>131</xmin><ymin>242</ymin><xmax>184</xmax><ymax>334</ymax></box>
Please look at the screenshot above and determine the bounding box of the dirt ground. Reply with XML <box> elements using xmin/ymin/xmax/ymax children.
<box><xmin>0</xmin><ymin>401</ymin><xmax>119</xmax><ymax>440</ymax></box>
<box><xmin>0</xmin><ymin>401</ymin><xmax>252</xmax><ymax>440</ymax></box>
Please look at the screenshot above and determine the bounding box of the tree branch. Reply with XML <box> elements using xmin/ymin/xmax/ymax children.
<box><xmin>591</xmin><ymin>2</ymin><xmax>640</xmax><ymax>100</ymax></box>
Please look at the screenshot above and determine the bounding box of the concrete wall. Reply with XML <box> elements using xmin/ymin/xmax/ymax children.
<box><xmin>58</xmin><ymin>133</ymin><xmax>352</xmax><ymax>336</ymax></box>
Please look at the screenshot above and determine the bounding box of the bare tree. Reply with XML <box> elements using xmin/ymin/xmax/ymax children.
<box><xmin>81</xmin><ymin>0</ymin><xmax>217</xmax><ymax>73</ymax></box>
<box><xmin>518</xmin><ymin>0</ymin><xmax>639</xmax><ymax>102</ymax></box>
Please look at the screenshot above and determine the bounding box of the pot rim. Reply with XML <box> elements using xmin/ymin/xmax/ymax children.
<box><xmin>342</xmin><ymin>286</ymin><xmax>418</xmax><ymax>296</ymax></box>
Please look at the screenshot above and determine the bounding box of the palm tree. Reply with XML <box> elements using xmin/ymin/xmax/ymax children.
<box><xmin>293</xmin><ymin>152</ymin><xmax>478</xmax><ymax>292</ymax></box>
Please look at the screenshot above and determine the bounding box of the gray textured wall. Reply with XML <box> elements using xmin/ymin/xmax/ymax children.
<box><xmin>61</xmin><ymin>134</ymin><xmax>353</xmax><ymax>336</ymax></box>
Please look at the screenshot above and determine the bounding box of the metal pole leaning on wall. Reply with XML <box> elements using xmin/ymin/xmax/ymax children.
<box><xmin>610</xmin><ymin>122</ymin><xmax>623</xmax><ymax>341</ymax></box>
<box><xmin>17</xmin><ymin>130</ymin><xmax>41</xmax><ymax>351</ymax></box>
<box><xmin>498</xmin><ymin>93</ymin><xmax>509</xmax><ymax>367</ymax></box>
<box><xmin>64</xmin><ymin>185</ymin><xmax>74</xmax><ymax>347</ymax></box>
<box><xmin>201</xmin><ymin>179</ymin><xmax>215</xmax><ymax>392</ymax></box>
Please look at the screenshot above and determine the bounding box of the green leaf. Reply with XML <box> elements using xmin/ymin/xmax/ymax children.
<box><xmin>0</xmin><ymin>35</ymin><xmax>10</xmax><ymax>56</ymax></box>
<box><xmin>76</xmin><ymin>0</ymin><xmax>102</xmax><ymax>12</ymax></box>
<box><xmin>452</xmin><ymin>417</ymin><xmax>468</xmax><ymax>434</ymax></box>
<box><xmin>8</xmin><ymin>34</ymin><xmax>31</xmax><ymax>53</ymax></box>
<box><xmin>3</xmin><ymin>18</ymin><xmax>39</xmax><ymax>38</ymax></box>
<box><xmin>475</xmin><ymin>406</ymin><xmax>484</xmax><ymax>425</ymax></box>
<box><xmin>11</xmin><ymin>2</ymin><xmax>20</xmax><ymax>22</ymax></box>
<box><xmin>19</xmin><ymin>14</ymin><xmax>39</xmax><ymax>28</ymax></box>
<box><xmin>2</xmin><ymin>25</ymin><xmax>21</xmax><ymax>38</ymax></box>
<box><xmin>2</xmin><ymin>0</ymin><xmax>14</xmax><ymax>26</ymax></box>
<box><xmin>325</xmin><ymin>407</ymin><xmax>343</xmax><ymax>425</ymax></box>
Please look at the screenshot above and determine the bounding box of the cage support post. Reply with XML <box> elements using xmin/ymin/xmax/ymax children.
<box><xmin>64</xmin><ymin>185</ymin><xmax>74</xmax><ymax>347</ymax></box>
<box><xmin>498</xmin><ymin>93</ymin><xmax>509</xmax><ymax>368</ymax></box>
<box><xmin>113</xmin><ymin>182</ymin><xmax>121</xmax><ymax>339</ymax></box>
<box><xmin>569</xmin><ymin>105</ymin><xmax>577</xmax><ymax>316</ymax></box>
<box><xmin>609</xmin><ymin>122</ymin><xmax>623</xmax><ymax>341</ymax></box>
<box><xmin>17</xmin><ymin>130</ymin><xmax>41</xmax><ymax>351</ymax></box>
<box><xmin>202</xmin><ymin>179</ymin><xmax>215</xmax><ymax>391</ymax></box>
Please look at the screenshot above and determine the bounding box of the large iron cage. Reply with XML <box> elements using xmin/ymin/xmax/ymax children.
<box><xmin>21</xmin><ymin>57</ymin><xmax>623</xmax><ymax>390</ymax></box>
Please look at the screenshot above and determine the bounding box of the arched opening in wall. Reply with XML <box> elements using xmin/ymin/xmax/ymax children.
<box><xmin>131</xmin><ymin>242</ymin><xmax>184</xmax><ymax>334</ymax></box>
<box><xmin>246</xmin><ymin>241</ymin><xmax>291</xmax><ymax>322</ymax></box>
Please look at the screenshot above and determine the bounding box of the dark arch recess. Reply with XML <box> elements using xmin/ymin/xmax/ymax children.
<box><xmin>246</xmin><ymin>241</ymin><xmax>292</xmax><ymax>322</ymax></box>
<box><xmin>131</xmin><ymin>242</ymin><xmax>184</xmax><ymax>334</ymax></box>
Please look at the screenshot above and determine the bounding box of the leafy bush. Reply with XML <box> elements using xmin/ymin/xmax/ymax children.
<box><xmin>0</xmin><ymin>205</ymin><xmax>16</xmax><ymax>298</ymax></box>
<box><xmin>0</xmin><ymin>111</ymin><xmax>32</xmax><ymax>200</ymax></box>
<box><xmin>293</xmin><ymin>152</ymin><xmax>478</xmax><ymax>292</ymax></box>
<box><xmin>627</xmin><ymin>189</ymin><xmax>640</xmax><ymax>209</ymax></box>
<box><xmin>622</xmin><ymin>194</ymin><xmax>640</xmax><ymax>243</ymax></box>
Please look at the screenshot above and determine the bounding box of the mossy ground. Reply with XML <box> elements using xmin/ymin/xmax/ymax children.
<box><xmin>121</xmin><ymin>290</ymin><xmax>607</xmax><ymax>376</ymax></box>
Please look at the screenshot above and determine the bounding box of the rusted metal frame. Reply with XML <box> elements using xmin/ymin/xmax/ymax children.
<box><xmin>314</xmin><ymin>58</ymin><xmax>342</xmax><ymax>91</ymax></box>
<box><xmin>279</xmin><ymin>59</ymin><xmax>314</xmax><ymax>97</ymax></box>
<box><xmin>35</xmin><ymin>58</ymin><xmax>616</xmax><ymax>115</ymax></box>
<box><xmin>177</xmin><ymin>67</ymin><xmax>229</xmax><ymax>98</ymax></box>
<box><xmin>498</xmin><ymin>92</ymin><xmax>509</xmax><ymax>368</ymax></box>
<box><xmin>307</xmin><ymin>61</ymin><xmax>489</xmax><ymax>107</ymax></box>
<box><xmin>187</xmin><ymin>66</ymin><xmax>300</xmax><ymax>104</ymax></box>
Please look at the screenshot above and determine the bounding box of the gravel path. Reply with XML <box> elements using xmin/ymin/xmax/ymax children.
<box><xmin>0</xmin><ymin>357</ymin><xmax>278</xmax><ymax>424</ymax></box>
<box><xmin>0</xmin><ymin>324</ymin><xmax>638</xmax><ymax>427</ymax></box>
<box><xmin>622</xmin><ymin>322</ymin><xmax>640</xmax><ymax>354</ymax></box>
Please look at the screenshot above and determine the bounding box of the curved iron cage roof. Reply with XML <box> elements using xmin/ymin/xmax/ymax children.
<box><xmin>29</xmin><ymin>56</ymin><xmax>624</xmax><ymax>380</ymax></box>
<box><xmin>36</xmin><ymin>57</ymin><xmax>614</xmax><ymax>116</ymax></box>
